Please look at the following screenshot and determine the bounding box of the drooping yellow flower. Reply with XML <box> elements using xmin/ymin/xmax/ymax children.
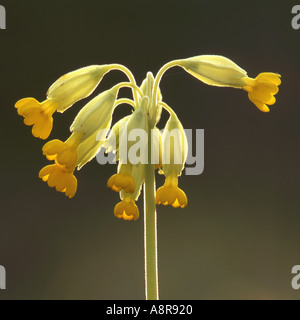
<box><xmin>176</xmin><ymin>55</ymin><xmax>281</xmax><ymax>112</ymax></box>
<box><xmin>15</xmin><ymin>98</ymin><xmax>59</xmax><ymax>139</ymax></box>
<box><xmin>39</xmin><ymin>133</ymin><xmax>83</xmax><ymax>196</ymax></box>
<box><xmin>15</xmin><ymin>65</ymin><xmax>110</xmax><ymax>139</ymax></box>
<box><xmin>156</xmin><ymin>172</ymin><xmax>187</xmax><ymax>208</ymax></box>
<box><xmin>113</xmin><ymin>164</ymin><xmax>144</xmax><ymax>221</ymax></box>
<box><xmin>42</xmin><ymin>133</ymin><xmax>82</xmax><ymax>171</ymax></box>
<box><xmin>114</xmin><ymin>196</ymin><xmax>139</xmax><ymax>221</ymax></box>
<box><xmin>107</xmin><ymin>164</ymin><xmax>136</xmax><ymax>194</ymax></box>
<box><xmin>106</xmin><ymin>97</ymin><xmax>149</xmax><ymax>197</ymax></box>
<box><xmin>242</xmin><ymin>73</ymin><xmax>281</xmax><ymax>112</ymax></box>
<box><xmin>156</xmin><ymin>104</ymin><xmax>188</xmax><ymax>208</ymax></box>
<box><xmin>39</xmin><ymin>164</ymin><xmax>77</xmax><ymax>199</ymax></box>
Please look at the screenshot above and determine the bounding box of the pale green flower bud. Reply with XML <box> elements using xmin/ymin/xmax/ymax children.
<box><xmin>162</xmin><ymin>112</ymin><xmax>188</xmax><ymax>177</ymax></box>
<box><xmin>178</xmin><ymin>55</ymin><xmax>247</xmax><ymax>88</ymax></box>
<box><xmin>76</xmin><ymin>131</ymin><xmax>101</xmax><ymax>170</ymax></box>
<box><xmin>140</xmin><ymin>72</ymin><xmax>163</xmax><ymax>126</ymax></box>
<box><xmin>119</xmin><ymin>96</ymin><xmax>149</xmax><ymax>165</ymax></box>
<box><xmin>47</xmin><ymin>65</ymin><xmax>110</xmax><ymax>112</ymax></box>
<box><xmin>104</xmin><ymin>115</ymin><xmax>131</xmax><ymax>155</ymax></box>
<box><xmin>71</xmin><ymin>86</ymin><xmax>119</xmax><ymax>139</ymax></box>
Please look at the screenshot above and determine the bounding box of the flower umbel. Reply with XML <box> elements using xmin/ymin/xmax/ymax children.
<box><xmin>14</xmin><ymin>55</ymin><xmax>281</xmax><ymax>214</ymax></box>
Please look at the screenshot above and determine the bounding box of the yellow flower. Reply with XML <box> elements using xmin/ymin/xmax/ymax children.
<box><xmin>156</xmin><ymin>172</ymin><xmax>187</xmax><ymax>208</ymax></box>
<box><xmin>15</xmin><ymin>65</ymin><xmax>110</xmax><ymax>139</ymax></box>
<box><xmin>107</xmin><ymin>164</ymin><xmax>136</xmax><ymax>194</ymax></box>
<box><xmin>114</xmin><ymin>196</ymin><xmax>139</xmax><ymax>221</ymax></box>
<box><xmin>15</xmin><ymin>98</ymin><xmax>59</xmax><ymax>139</ymax></box>
<box><xmin>111</xmin><ymin>164</ymin><xmax>144</xmax><ymax>221</ymax></box>
<box><xmin>106</xmin><ymin>98</ymin><xmax>149</xmax><ymax>201</ymax></box>
<box><xmin>242</xmin><ymin>73</ymin><xmax>281</xmax><ymax>112</ymax></box>
<box><xmin>42</xmin><ymin>133</ymin><xmax>82</xmax><ymax>171</ymax></box>
<box><xmin>176</xmin><ymin>55</ymin><xmax>281</xmax><ymax>112</ymax></box>
<box><xmin>156</xmin><ymin>105</ymin><xmax>188</xmax><ymax>208</ymax></box>
<box><xmin>39</xmin><ymin>164</ymin><xmax>77</xmax><ymax>199</ymax></box>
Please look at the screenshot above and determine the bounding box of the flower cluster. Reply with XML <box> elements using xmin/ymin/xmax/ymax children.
<box><xmin>15</xmin><ymin>55</ymin><xmax>281</xmax><ymax>220</ymax></box>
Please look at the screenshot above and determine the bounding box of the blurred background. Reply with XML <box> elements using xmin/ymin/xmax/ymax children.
<box><xmin>0</xmin><ymin>0</ymin><xmax>299</xmax><ymax>300</ymax></box>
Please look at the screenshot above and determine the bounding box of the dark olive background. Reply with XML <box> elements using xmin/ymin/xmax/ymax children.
<box><xmin>0</xmin><ymin>0</ymin><xmax>299</xmax><ymax>300</ymax></box>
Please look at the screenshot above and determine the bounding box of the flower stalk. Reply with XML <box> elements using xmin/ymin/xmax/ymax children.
<box><xmin>144</xmin><ymin>155</ymin><xmax>159</xmax><ymax>300</ymax></box>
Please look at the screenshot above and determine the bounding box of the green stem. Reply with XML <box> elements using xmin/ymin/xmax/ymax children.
<box><xmin>143</xmin><ymin>59</ymin><xmax>183</xmax><ymax>300</ymax></box>
<box><xmin>114</xmin><ymin>98</ymin><xmax>136</xmax><ymax>108</ymax></box>
<box><xmin>152</xmin><ymin>60</ymin><xmax>181</xmax><ymax>104</ymax></box>
<box><xmin>109</xmin><ymin>64</ymin><xmax>140</xmax><ymax>103</ymax></box>
<box><xmin>113</xmin><ymin>82</ymin><xmax>144</xmax><ymax>100</ymax></box>
<box><xmin>144</xmin><ymin>162</ymin><xmax>159</xmax><ymax>300</ymax></box>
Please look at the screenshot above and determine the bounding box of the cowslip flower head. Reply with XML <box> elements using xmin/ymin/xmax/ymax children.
<box><xmin>14</xmin><ymin>54</ymin><xmax>282</xmax><ymax>304</ymax></box>
<box><xmin>15</xmin><ymin>54</ymin><xmax>281</xmax><ymax>220</ymax></box>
